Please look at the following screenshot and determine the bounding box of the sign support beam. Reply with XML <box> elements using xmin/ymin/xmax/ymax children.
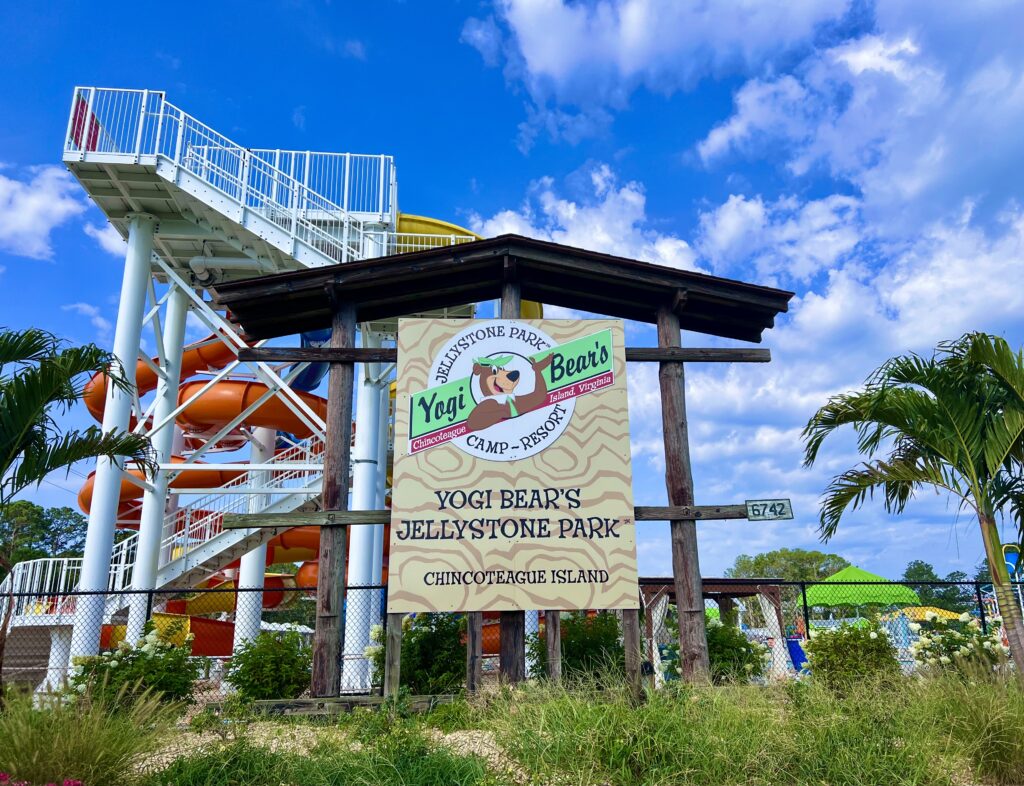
<box><xmin>310</xmin><ymin>296</ymin><xmax>356</xmax><ymax>698</ymax></box>
<box><xmin>658</xmin><ymin>298</ymin><xmax>711</xmax><ymax>683</ymax></box>
<box><xmin>498</xmin><ymin>259</ymin><xmax>527</xmax><ymax>685</ymax></box>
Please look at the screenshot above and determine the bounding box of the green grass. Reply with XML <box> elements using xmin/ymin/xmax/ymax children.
<box><xmin>0</xmin><ymin>685</ymin><xmax>177</xmax><ymax>784</ymax></box>
<box><xmin>478</xmin><ymin>677</ymin><xmax>953</xmax><ymax>786</ymax></box>
<box><xmin>8</xmin><ymin>669</ymin><xmax>1023</xmax><ymax>785</ymax></box>
<box><xmin>141</xmin><ymin>728</ymin><xmax>491</xmax><ymax>786</ymax></box>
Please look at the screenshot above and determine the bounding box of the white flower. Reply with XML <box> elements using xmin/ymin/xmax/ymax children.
<box><xmin>676</xmin><ymin>667</ymin><xmax>683</xmax><ymax>675</ymax></box>
<box><xmin>968</xmin><ymin>619</ymin><xmax>982</xmax><ymax>630</ymax></box>
<box><xmin>959</xmin><ymin>612</ymin><xmax>971</xmax><ymax>623</ymax></box>
<box><xmin>809</xmin><ymin>630</ymin><xmax>818</xmax><ymax>639</ymax></box>
<box><xmin>744</xmin><ymin>663</ymin><xmax>754</xmax><ymax>671</ymax></box>
<box><xmin>76</xmin><ymin>683</ymin><xmax>87</xmax><ymax>693</ymax></box>
<box><xmin>869</xmin><ymin>632</ymin><xmax>878</xmax><ymax>640</ymax></box>
<box><xmin>908</xmin><ymin>623</ymin><xmax>921</xmax><ymax>633</ymax></box>
<box><xmin>927</xmin><ymin>658</ymin><xmax>937</xmax><ymax>666</ymax></box>
<box><xmin>918</xmin><ymin>635</ymin><xmax>931</xmax><ymax>646</ymax></box>
<box><xmin>924</xmin><ymin>611</ymin><xmax>938</xmax><ymax>622</ymax></box>
<box><xmin>937</xmin><ymin>617</ymin><xmax>948</xmax><ymax>626</ymax></box>
<box><xmin>108</xmin><ymin>660</ymin><xmax>118</xmax><ymax>668</ymax></box>
<box><xmin>939</xmin><ymin>656</ymin><xmax>951</xmax><ymax>665</ymax></box>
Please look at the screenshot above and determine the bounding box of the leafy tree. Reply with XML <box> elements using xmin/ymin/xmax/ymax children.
<box><xmin>802</xmin><ymin>333</ymin><xmax>1024</xmax><ymax>670</ymax></box>
<box><xmin>899</xmin><ymin>559</ymin><xmax>973</xmax><ymax>612</ymax></box>
<box><xmin>725</xmin><ymin>548</ymin><xmax>850</xmax><ymax>582</ymax></box>
<box><xmin>0</xmin><ymin>327</ymin><xmax>154</xmax><ymax>512</ymax></box>
<box><xmin>0</xmin><ymin>501</ymin><xmax>87</xmax><ymax>579</ymax></box>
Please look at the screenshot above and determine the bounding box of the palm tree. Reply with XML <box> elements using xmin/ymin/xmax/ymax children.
<box><xmin>0</xmin><ymin>327</ymin><xmax>154</xmax><ymax>511</ymax></box>
<box><xmin>802</xmin><ymin>332</ymin><xmax>1024</xmax><ymax>669</ymax></box>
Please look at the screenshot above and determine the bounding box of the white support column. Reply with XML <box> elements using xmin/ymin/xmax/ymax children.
<box><xmin>233</xmin><ymin>426</ymin><xmax>277</xmax><ymax>649</ymax></box>
<box><xmin>341</xmin><ymin>330</ymin><xmax>382</xmax><ymax>691</ymax></box>
<box><xmin>126</xmin><ymin>285</ymin><xmax>189</xmax><ymax>642</ymax></box>
<box><xmin>370</xmin><ymin>378</ymin><xmax>390</xmax><ymax>582</ymax></box>
<box><xmin>70</xmin><ymin>214</ymin><xmax>155</xmax><ymax>661</ymax></box>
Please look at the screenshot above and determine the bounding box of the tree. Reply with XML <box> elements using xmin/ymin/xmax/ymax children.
<box><xmin>0</xmin><ymin>327</ymin><xmax>154</xmax><ymax>703</ymax></box>
<box><xmin>0</xmin><ymin>501</ymin><xmax>87</xmax><ymax>579</ymax></box>
<box><xmin>725</xmin><ymin>548</ymin><xmax>850</xmax><ymax>582</ymax></box>
<box><xmin>900</xmin><ymin>559</ymin><xmax>973</xmax><ymax>612</ymax></box>
<box><xmin>802</xmin><ymin>333</ymin><xmax>1024</xmax><ymax>670</ymax></box>
<box><xmin>0</xmin><ymin>327</ymin><xmax>154</xmax><ymax>511</ymax></box>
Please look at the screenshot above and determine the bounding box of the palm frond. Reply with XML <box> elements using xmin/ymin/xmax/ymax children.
<box><xmin>818</xmin><ymin>457</ymin><xmax>959</xmax><ymax>540</ymax></box>
<box><xmin>2</xmin><ymin>426</ymin><xmax>155</xmax><ymax>506</ymax></box>
<box><xmin>0</xmin><ymin>328</ymin><xmax>60</xmax><ymax>371</ymax></box>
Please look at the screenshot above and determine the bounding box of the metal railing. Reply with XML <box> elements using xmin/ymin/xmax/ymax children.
<box><xmin>0</xmin><ymin>437</ymin><xmax>324</xmax><ymax>625</ymax></box>
<box><xmin>159</xmin><ymin>436</ymin><xmax>324</xmax><ymax>568</ymax></box>
<box><xmin>250</xmin><ymin>150</ymin><xmax>397</xmax><ymax>223</ymax></box>
<box><xmin>64</xmin><ymin>88</ymin><xmax>381</xmax><ymax>265</ymax></box>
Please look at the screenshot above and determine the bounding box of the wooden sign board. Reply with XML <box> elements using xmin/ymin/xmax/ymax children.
<box><xmin>388</xmin><ymin>318</ymin><xmax>639</xmax><ymax>613</ymax></box>
<box><xmin>745</xmin><ymin>499</ymin><xmax>794</xmax><ymax>521</ymax></box>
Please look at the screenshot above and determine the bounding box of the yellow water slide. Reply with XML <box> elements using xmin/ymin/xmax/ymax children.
<box><xmin>397</xmin><ymin>214</ymin><xmax>542</xmax><ymax>319</ymax></box>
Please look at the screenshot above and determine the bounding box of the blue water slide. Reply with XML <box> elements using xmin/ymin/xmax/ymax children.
<box><xmin>289</xmin><ymin>329</ymin><xmax>332</xmax><ymax>392</ymax></box>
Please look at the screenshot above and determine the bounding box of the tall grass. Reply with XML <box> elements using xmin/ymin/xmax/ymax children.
<box><xmin>913</xmin><ymin>669</ymin><xmax>1024</xmax><ymax>785</ymax></box>
<box><xmin>143</xmin><ymin>727</ymin><xmax>490</xmax><ymax>786</ymax></box>
<box><xmin>0</xmin><ymin>686</ymin><xmax>176</xmax><ymax>784</ymax></box>
<box><xmin>479</xmin><ymin>675</ymin><xmax>952</xmax><ymax>786</ymax></box>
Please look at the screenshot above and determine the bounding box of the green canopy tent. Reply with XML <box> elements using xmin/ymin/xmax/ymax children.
<box><xmin>804</xmin><ymin>565</ymin><xmax>921</xmax><ymax>608</ymax></box>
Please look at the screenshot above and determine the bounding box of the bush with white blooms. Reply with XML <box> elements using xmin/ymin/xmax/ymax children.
<box><xmin>909</xmin><ymin>610</ymin><xmax>1009</xmax><ymax>672</ymax></box>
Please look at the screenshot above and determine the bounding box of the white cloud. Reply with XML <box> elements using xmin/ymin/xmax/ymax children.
<box><xmin>0</xmin><ymin>165</ymin><xmax>86</xmax><ymax>260</ymax></box>
<box><xmin>464</xmin><ymin>0</ymin><xmax>850</xmax><ymax>146</ymax></box>
<box><xmin>697</xmin><ymin>6</ymin><xmax>1024</xmax><ymax>230</ymax></box>
<box><xmin>696</xmin><ymin>193</ymin><xmax>861</xmax><ymax>283</ymax></box>
<box><xmin>62</xmin><ymin>302</ymin><xmax>113</xmax><ymax>344</ymax></box>
<box><xmin>469</xmin><ymin>162</ymin><xmax>698</xmax><ymax>269</ymax></box>
<box><xmin>83</xmin><ymin>222</ymin><xmax>125</xmax><ymax>256</ymax></box>
<box><xmin>343</xmin><ymin>40</ymin><xmax>367</xmax><ymax>60</ymax></box>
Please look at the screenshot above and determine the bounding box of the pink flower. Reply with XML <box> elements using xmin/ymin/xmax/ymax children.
<box><xmin>0</xmin><ymin>773</ymin><xmax>10</xmax><ymax>783</ymax></box>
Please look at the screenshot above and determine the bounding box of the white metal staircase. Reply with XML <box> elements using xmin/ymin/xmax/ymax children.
<box><xmin>1</xmin><ymin>87</ymin><xmax>468</xmax><ymax>661</ymax></box>
<box><xmin>0</xmin><ymin>437</ymin><xmax>323</xmax><ymax>627</ymax></box>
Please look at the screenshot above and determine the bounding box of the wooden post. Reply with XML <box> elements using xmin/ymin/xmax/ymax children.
<box><xmin>499</xmin><ymin>610</ymin><xmax>526</xmax><ymax>683</ymax></box>
<box><xmin>311</xmin><ymin>299</ymin><xmax>356</xmax><ymax>697</ymax></box>
<box><xmin>383</xmin><ymin>612</ymin><xmax>403</xmax><ymax>699</ymax></box>
<box><xmin>466</xmin><ymin>612</ymin><xmax>483</xmax><ymax>692</ymax></box>
<box><xmin>718</xmin><ymin>596</ymin><xmax>738</xmax><ymax>628</ymax></box>
<box><xmin>545</xmin><ymin>610</ymin><xmax>561</xmax><ymax>683</ymax></box>
<box><xmin>657</xmin><ymin>300</ymin><xmax>710</xmax><ymax>682</ymax></box>
<box><xmin>498</xmin><ymin>260</ymin><xmax>528</xmax><ymax>684</ymax></box>
<box><xmin>622</xmin><ymin>607</ymin><xmax>642</xmax><ymax>702</ymax></box>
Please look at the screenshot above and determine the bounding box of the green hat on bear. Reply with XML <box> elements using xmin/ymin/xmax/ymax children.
<box><xmin>474</xmin><ymin>354</ymin><xmax>513</xmax><ymax>369</ymax></box>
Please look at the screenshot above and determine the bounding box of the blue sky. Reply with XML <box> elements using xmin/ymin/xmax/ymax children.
<box><xmin>2</xmin><ymin>0</ymin><xmax>1023</xmax><ymax>580</ymax></box>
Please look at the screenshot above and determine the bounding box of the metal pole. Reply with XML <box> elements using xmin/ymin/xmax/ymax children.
<box><xmin>341</xmin><ymin>331</ymin><xmax>382</xmax><ymax>692</ymax></box>
<box><xmin>975</xmin><ymin>581</ymin><xmax>988</xmax><ymax>634</ymax></box>
<box><xmin>70</xmin><ymin>214</ymin><xmax>155</xmax><ymax>661</ymax></box>
<box><xmin>126</xmin><ymin>284</ymin><xmax>189</xmax><ymax>642</ymax></box>
<box><xmin>233</xmin><ymin>427</ymin><xmax>277</xmax><ymax>649</ymax></box>
<box><xmin>801</xmin><ymin>582</ymin><xmax>811</xmax><ymax>637</ymax></box>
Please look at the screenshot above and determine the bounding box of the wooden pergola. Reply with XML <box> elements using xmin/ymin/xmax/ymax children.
<box><xmin>213</xmin><ymin>234</ymin><xmax>793</xmax><ymax>696</ymax></box>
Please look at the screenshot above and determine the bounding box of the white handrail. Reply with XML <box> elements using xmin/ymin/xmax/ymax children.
<box><xmin>64</xmin><ymin>88</ymin><xmax>377</xmax><ymax>266</ymax></box>
<box><xmin>0</xmin><ymin>435</ymin><xmax>324</xmax><ymax>622</ymax></box>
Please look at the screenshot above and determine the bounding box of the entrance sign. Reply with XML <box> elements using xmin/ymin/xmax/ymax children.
<box><xmin>389</xmin><ymin>319</ymin><xmax>638</xmax><ymax>613</ymax></box>
<box><xmin>745</xmin><ymin>499</ymin><xmax>794</xmax><ymax>521</ymax></box>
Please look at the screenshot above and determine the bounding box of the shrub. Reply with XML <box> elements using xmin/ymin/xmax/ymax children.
<box><xmin>705</xmin><ymin>618</ymin><xmax>770</xmax><ymax>683</ymax></box>
<box><xmin>660</xmin><ymin>614</ymin><xmax>769</xmax><ymax>684</ymax></box>
<box><xmin>802</xmin><ymin>619</ymin><xmax>900</xmax><ymax>687</ymax></box>
<box><xmin>528</xmin><ymin>611</ymin><xmax>624</xmax><ymax>680</ymax></box>
<box><xmin>368</xmin><ymin>614</ymin><xmax>465</xmax><ymax>695</ymax></box>
<box><xmin>225</xmin><ymin>631</ymin><xmax>311</xmax><ymax>700</ymax></box>
<box><xmin>68</xmin><ymin>622</ymin><xmax>200</xmax><ymax>706</ymax></box>
<box><xmin>0</xmin><ymin>685</ymin><xmax>175</xmax><ymax>784</ymax></box>
<box><xmin>910</xmin><ymin>611</ymin><xmax>1009</xmax><ymax>672</ymax></box>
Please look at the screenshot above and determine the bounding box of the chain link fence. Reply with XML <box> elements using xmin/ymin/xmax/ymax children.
<box><xmin>642</xmin><ymin>579</ymin><xmax>1021</xmax><ymax>682</ymax></box>
<box><xmin>1</xmin><ymin>579</ymin><xmax>1019</xmax><ymax>698</ymax></box>
<box><xmin>0</xmin><ymin>584</ymin><xmax>385</xmax><ymax>698</ymax></box>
